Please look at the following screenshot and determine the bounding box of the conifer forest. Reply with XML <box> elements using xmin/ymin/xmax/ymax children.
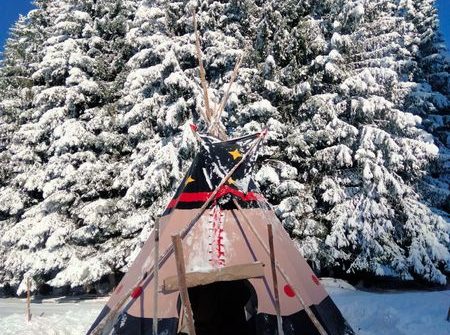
<box><xmin>0</xmin><ymin>0</ymin><xmax>449</xmax><ymax>296</ymax></box>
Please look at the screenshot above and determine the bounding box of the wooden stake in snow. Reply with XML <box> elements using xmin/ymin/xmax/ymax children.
<box><xmin>26</xmin><ymin>278</ymin><xmax>31</xmax><ymax>322</ymax></box>
<box><xmin>267</xmin><ymin>224</ymin><xmax>284</xmax><ymax>335</ymax></box>
<box><xmin>172</xmin><ymin>234</ymin><xmax>196</xmax><ymax>335</ymax></box>
<box><xmin>447</xmin><ymin>306</ymin><xmax>450</xmax><ymax>322</ymax></box>
<box><xmin>153</xmin><ymin>218</ymin><xmax>160</xmax><ymax>335</ymax></box>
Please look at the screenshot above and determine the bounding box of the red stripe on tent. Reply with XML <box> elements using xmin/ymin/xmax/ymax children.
<box><xmin>167</xmin><ymin>185</ymin><xmax>264</xmax><ymax>208</ymax></box>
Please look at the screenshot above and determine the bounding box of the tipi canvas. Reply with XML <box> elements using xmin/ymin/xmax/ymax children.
<box><xmin>87</xmin><ymin>131</ymin><xmax>354</xmax><ymax>335</ymax></box>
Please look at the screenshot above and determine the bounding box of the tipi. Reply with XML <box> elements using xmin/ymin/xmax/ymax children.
<box><xmin>87</xmin><ymin>13</ymin><xmax>355</xmax><ymax>335</ymax></box>
<box><xmin>87</xmin><ymin>130</ymin><xmax>354</xmax><ymax>335</ymax></box>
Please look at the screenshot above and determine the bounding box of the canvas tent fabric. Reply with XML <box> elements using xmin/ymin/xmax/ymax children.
<box><xmin>87</xmin><ymin>132</ymin><xmax>354</xmax><ymax>335</ymax></box>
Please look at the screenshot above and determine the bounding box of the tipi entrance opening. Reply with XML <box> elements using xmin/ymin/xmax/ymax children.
<box><xmin>180</xmin><ymin>279</ymin><xmax>257</xmax><ymax>335</ymax></box>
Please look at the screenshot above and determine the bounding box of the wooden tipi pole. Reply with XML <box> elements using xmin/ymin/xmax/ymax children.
<box><xmin>209</xmin><ymin>53</ymin><xmax>243</xmax><ymax>138</ymax></box>
<box><xmin>153</xmin><ymin>218</ymin><xmax>160</xmax><ymax>335</ymax></box>
<box><xmin>267</xmin><ymin>224</ymin><xmax>284</xmax><ymax>335</ymax></box>
<box><xmin>193</xmin><ymin>11</ymin><xmax>212</xmax><ymax>124</ymax></box>
<box><xmin>232</xmin><ymin>199</ymin><xmax>328</xmax><ymax>335</ymax></box>
<box><xmin>90</xmin><ymin>291</ymin><xmax>134</xmax><ymax>335</ymax></box>
<box><xmin>172</xmin><ymin>235</ymin><xmax>196</xmax><ymax>335</ymax></box>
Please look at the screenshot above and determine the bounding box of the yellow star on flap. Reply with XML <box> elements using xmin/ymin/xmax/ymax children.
<box><xmin>228</xmin><ymin>177</ymin><xmax>236</xmax><ymax>185</ymax></box>
<box><xmin>185</xmin><ymin>176</ymin><xmax>195</xmax><ymax>185</ymax></box>
<box><xmin>228</xmin><ymin>149</ymin><xmax>242</xmax><ymax>160</ymax></box>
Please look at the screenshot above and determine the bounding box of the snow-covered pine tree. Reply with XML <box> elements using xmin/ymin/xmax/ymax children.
<box><xmin>0</xmin><ymin>6</ymin><xmax>48</xmax><ymax>182</ymax></box>
<box><xmin>0</xmin><ymin>4</ymin><xmax>51</xmax><ymax>295</ymax></box>
<box><xmin>109</xmin><ymin>0</ymin><xmax>266</xmax><ymax>258</ymax></box>
<box><xmin>314</xmin><ymin>0</ymin><xmax>449</xmax><ymax>283</ymax></box>
<box><xmin>0</xmin><ymin>0</ymin><xmax>449</xmax><ymax>296</ymax></box>
<box><xmin>252</xmin><ymin>0</ymin><xmax>338</xmax><ymax>270</ymax></box>
<box><xmin>1</xmin><ymin>0</ymin><xmax>267</xmax><ymax>295</ymax></box>
<box><xmin>0</xmin><ymin>0</ymin><xmax>141</xmax><ymax>295</ymax></box>
<box><xmin>399</xmin><ymin>0</ymin><xmax>450</xmax><ymax>210</ymax></box>
<box><xmin>255</xmin><ymin>0</ymin><xmax>449</xmax><ymax>283</ymax></box>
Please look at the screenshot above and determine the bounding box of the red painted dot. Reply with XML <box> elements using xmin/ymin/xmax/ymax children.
<box><xmin>312</xmin><ymin>274</ymin><xmax>320</xmax><ymax>286</ymax></box>
<box><xmin>131</xmin><ymin>286</ymin><xmax>143</xmax><ymax>299</ymax></box>
<box><xmin>284</xmin><ymin>284</ymin><xmax>296</xmax><ymax>297</ymax></box>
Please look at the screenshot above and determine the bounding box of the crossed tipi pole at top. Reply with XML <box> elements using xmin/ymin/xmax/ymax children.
<box><xmin>192</xmin><ymin>10</ymin><xmax>244</xmax><ymax>141</ymax></box>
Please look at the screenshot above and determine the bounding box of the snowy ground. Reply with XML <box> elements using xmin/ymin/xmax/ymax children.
<box><xmin>323</xmin><ymin>278</ymin><xmax>450</xmax><ymax>335</ymax></box>
<box><xmin>0</xmin><ymin>297</ymin><xmax>106</xmax><ymax>335</ymax></box>
<box><xmin>0</xmin><ymin>279</ymin><xmax>448</xmax><ymax>335</ymax></box>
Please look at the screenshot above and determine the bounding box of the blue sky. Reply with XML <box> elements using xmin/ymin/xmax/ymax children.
<box><xmin>0</xmin><ymin>1</ymin><xmax>449</xmax><ymax>57</ymax></box>
<box><xmin>0</xmin><ymin>1</ymin><xmax>34</xmax><ymax>57</ymax></box>
<box><xmin>436</xmin><ymin>0</ymin><xmax>450</xmax><ymax>53</ymax></box>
